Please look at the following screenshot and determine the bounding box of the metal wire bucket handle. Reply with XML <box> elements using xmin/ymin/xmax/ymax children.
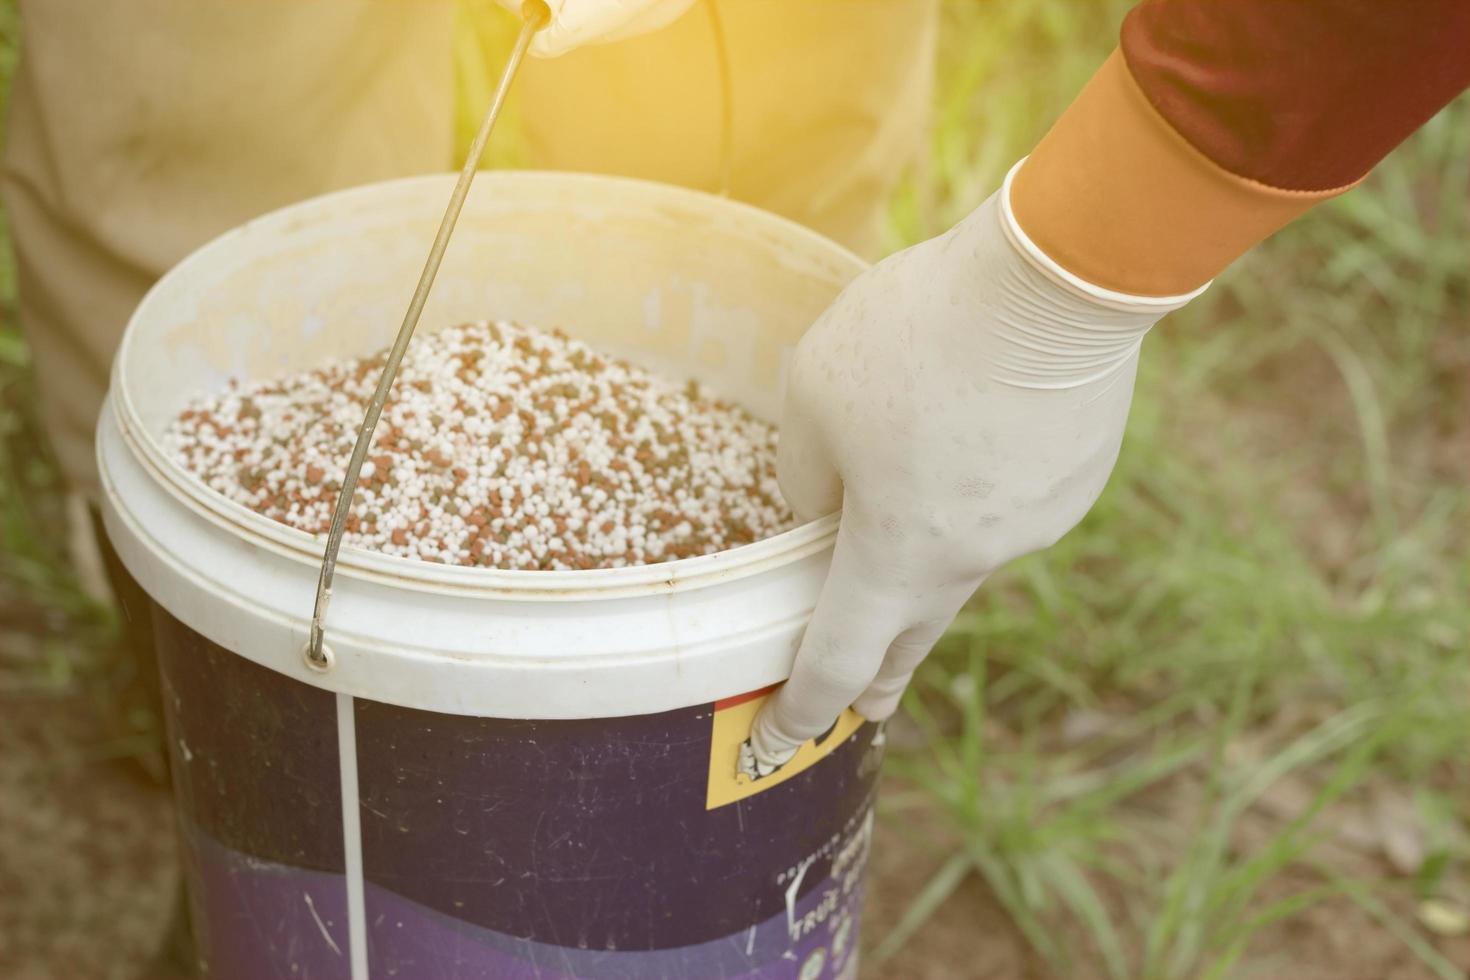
<box><xmin>304</xmin><ymin>2</ymin><xmax>550</xmax><ymax>672</ymax></box>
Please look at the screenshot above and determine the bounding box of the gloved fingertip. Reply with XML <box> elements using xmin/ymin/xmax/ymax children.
<box><xmin>749</xmin><ymin>708</ymin><xmax>802</xmax><ymax>770</ymax></box>
<box><xmin>737</xmin><ymin>738</ymin><xmax>788</xmax><ymax>782</ymax></box>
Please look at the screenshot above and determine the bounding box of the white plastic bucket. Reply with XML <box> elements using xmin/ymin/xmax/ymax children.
<box><xmin>99</xmin><ymin>173</ymin><xmax>880</xmax><ymax>980</ymax></box>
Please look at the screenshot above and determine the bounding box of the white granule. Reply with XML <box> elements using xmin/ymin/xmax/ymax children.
<box><xmin>164</xmin><ymin>320</ymin><xmax>796</xmax><ymax>570</ymax></box>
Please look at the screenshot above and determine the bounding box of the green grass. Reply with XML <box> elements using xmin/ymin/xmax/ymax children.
<box><xmin>3</xmin><ymin>2</ymin><xmax>1468</xmax><ymax>976</ymax></box>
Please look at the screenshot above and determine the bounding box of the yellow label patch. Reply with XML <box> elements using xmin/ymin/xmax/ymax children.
<box><xmin>706</xmin><ymin>685</ymin><xmax>866</xmax><ymax>810</ymax></box>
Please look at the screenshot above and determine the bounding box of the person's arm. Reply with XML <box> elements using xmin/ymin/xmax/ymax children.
<box><xmin>745</xmin><ymin>0</ymin><xmax>1470</xmax><ymax>775</ymax></box>
<box><xmin>1016</xmin><ymin>0</ymin><xmax>1470</xmax><ymax>297</ymax></box>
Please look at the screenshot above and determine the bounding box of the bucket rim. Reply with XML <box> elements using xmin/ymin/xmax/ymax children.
<box><xmin>108</xmin><ymin>170</ymin><xmax>861</xmax><ymax>598</ymax></box>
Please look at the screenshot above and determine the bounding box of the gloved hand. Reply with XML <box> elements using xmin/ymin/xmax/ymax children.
<box><xmin>499</xmin><ymin>0</ymin><xmax>699</xmax><ymax>58</ymax></box>
<box><xmin>742</xmin><ymin>160</ymin><xmax>1205</xmax><ymax>776</ymax></box>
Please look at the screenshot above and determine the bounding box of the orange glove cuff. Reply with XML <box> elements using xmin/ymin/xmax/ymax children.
<box><xmin>1010</xmin><ymin>50</ymin><xmax>1357</xmax><ymax>297</ymax></box>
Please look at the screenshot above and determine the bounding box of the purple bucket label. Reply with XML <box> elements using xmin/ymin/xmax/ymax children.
<box><xmin>155</xmin><ymin>608</ymin><xmax>884</xmax><ymax>979</ymax></box>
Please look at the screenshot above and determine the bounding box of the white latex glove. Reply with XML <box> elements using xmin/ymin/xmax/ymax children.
<box><xmin>743</xmin><ymin>161</ymin><xmax>1206</xmax><ymax>776</ymax></box>
<box><xmin>499</xmin><ymin>0</ymin><xmax>699</xmax><ymax>58</ymax></box>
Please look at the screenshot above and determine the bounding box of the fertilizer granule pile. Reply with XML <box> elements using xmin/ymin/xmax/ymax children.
<box><xmin>165</xmin><ymin>320</ymin><xmax>796</xmax><ymax>570</ymax></box>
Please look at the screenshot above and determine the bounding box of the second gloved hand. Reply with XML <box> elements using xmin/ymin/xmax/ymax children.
<box><xmin>499</xmin><ymin>0</ymin><xmax>698</xmax><ymax>57</ymax></box>
<box><xmin>745</xmin><ymin>162</ymin><xmax>1205</xmax><ymax>775</ymax></box>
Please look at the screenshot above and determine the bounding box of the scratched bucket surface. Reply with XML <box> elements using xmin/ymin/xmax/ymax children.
<box><xmin>98</xmin><ymin>173</ymin><xmax>880</xmax><ymax>979</ymax></box>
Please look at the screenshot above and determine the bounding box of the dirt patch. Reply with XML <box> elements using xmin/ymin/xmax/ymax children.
<box><xmin>0</xmin><ymin>697</ymin><xmax>177</xmax><ymax>980</ymax></box>
<box><xmin>863</xmin><ymin>811</ymin><xmax>1049</xmax><ymax>980</ymax></box>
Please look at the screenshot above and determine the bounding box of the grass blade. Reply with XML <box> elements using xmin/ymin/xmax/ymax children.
<box><xmin>870</xmin><ymin>852</ymin><xmax>973</xmax><ymax>965</ymax></box>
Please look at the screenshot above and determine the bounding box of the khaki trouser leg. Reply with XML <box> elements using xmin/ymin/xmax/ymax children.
<box><xmin>1</xmin><ymin>0</ymin><xmax>456</xmax><ymax>500</ymax></box>
<box><xmin>517</xmin><ymin>0</ymin><xmax>938</xmax><ymax>259</ymax></box>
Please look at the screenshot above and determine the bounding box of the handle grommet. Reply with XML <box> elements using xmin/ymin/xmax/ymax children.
<box><xmin>303</xmin><ymin>640</ymin><xmax>336</xmax><ymax>673</ymax></box>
